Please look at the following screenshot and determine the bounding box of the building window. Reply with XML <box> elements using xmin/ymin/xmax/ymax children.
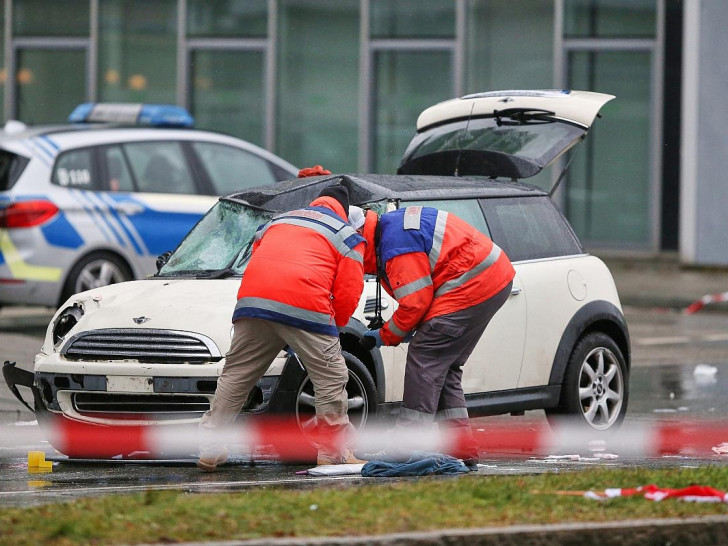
<box><xmin>277</xmin><ymin>0</ymin><xmax>359</xmax><ymax>172</ymax></box>
<box><xmin>12</xmin><ymin>0</ymin><xmax>89</xmax><ymax>37</ymax></box>
<box><xmin>370</xmin><ymin>0</ymin><xmax>455</xmax><ymax>38</ymax></box>
<box><xmin>190</xmin><ymin>50</ymin><xmax>265</xmax><ymax>144</ymax></box>
<box><xmin>16</xmin><ymin>48</ymin><xmax>86</xmax><ymax>124</ymax></box>
<box><xmin>564</xmin><ymin>0</ymin><xmax>656</xmax><ymax>38</ymax></box>
<box><xmin>465</xmin><ymin>0</ymin><xmax>553</xmax><ymax>93</ymax></box>
<box><xmin>187</xmin><ymin>0</ymin><xmax>267</xmax><ymax>37</ymax></box>
<box><xmin>566</xmin><ymin>50</ymin><xmax>653</xmax><ymax>246</ymax></box>
<box><xmin>367</xmin><ymin>0</ymin><xmax>456</xmax><ymax>173</ymax></box>
<box><xmin>373</xmin><ymin>50</ymin><xmax>452</xmax><ymax>174</ymax></box>
<box><xmin>98</xmin><ymin>0</ymin><xmax>177</xmax><ymax>104</ymax></box>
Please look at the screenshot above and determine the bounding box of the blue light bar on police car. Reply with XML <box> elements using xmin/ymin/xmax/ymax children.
<box><xmin>68</xmin><ymin>103</ymin><xmax>195</xmax><ymax>128</ymax></box>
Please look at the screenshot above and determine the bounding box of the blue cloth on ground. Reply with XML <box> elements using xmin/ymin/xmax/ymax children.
<box><xmin>361</xmin><ymin>451</ymin><xmax>469</xmax><ymax>477</ymax></box>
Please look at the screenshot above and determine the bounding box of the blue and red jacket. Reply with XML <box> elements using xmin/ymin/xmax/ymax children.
<box><xmin>370</xmin><ymin>206</ymin><xmax>515</xmax><ymax>346</ymax></box>
<box><xmin>232</xmin><ymin>196</ymin><xmax>365</xmax><ymax>336</ymax></box>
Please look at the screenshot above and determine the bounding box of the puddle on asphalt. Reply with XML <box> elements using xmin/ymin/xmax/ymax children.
<box><xmin>629</xmin><ymin>363</ymin><xmax>728</xmax><ymax>417</ymax></box>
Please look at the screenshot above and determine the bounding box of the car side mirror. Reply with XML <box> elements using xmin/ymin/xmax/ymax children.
<box><xmin>156</xmin><ymin>251</ymin><xmax>172</xmax><ymax>272</ymax></box>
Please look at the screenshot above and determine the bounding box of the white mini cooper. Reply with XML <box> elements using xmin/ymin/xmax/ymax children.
<box><xmin>3</xmin><ymin>90</ymin><xmax>630</xmax><ymax>458</ymax></box>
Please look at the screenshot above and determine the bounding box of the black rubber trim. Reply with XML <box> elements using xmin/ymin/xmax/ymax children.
<box><xmin>548</xmin><ymin>300</ymin><xmax>631</xmax><ymax>386</ymax></box>
<box><xmin>464</xmin><ymin>385</ymin><xmax>561</xmax><ymax>417</ymax></box>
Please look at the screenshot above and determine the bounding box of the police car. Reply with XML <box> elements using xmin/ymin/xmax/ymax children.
<box><xmin>0</xmin><ymin>103</ymin><xmax>298</xmax><ymax>308</ymax></box>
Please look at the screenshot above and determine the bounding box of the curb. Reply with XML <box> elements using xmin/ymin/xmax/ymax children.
<box><xmin>143</xmin><ymin>515</ymin><xmax>728</xmax><ymax>546</ymax></box>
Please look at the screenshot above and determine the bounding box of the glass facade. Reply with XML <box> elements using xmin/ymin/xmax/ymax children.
<box><xmin>190</xmin><ymin>50</ymin><xmax>265</xmax><ymax>145</ymax></box>
<box><xmin>566</xmin><ymin>50</ymin><xmax>652</xmax><ymax>247</ymax></box>
<box><xmin>187</xmin><ymin>0</ymin><xmax>267</xmax><ymax>37</ymax></box>
<box><xmin>98</xmin><ymin>0</ymin><xmax>177</xmax><ymax>104</ymax></box>
<box><xmin>564</xmin><ymin>0</ymin><xmax>656</xmax><ymax>37</ymax></box>
<box><xmin>465</xmin><ymin>0</ymin><xmax>553</xmax><ymax>93</ymax></box>
<box><xmin>0</xmin><ymin>7</ymin><xmax>4</xmax><ymax>124</ymax></box>
<box><xmin>16</xmin><ymin>48</ymin><xmax>86</xmax><ymax>123</ymax></box>
<box><xmin>12</xmin><ymin>0</ymin><xmax>89</xmax><ymax>36</ymax></box>
<box><xmin>0</xmin><ymin>0</ymin><xmax>664</xmax><ymax>253</ymax></box>
<box><xmin>374</xmin><ymin>50</ymin><xmax>452</xmax><ymax>173</ymax></box>
<box><xmin>371</xmin><ymin>0</ymin><xmax>454</xmax><ymax>38</ymax></box>
<box><xmin>277</xmin><ymin>0</ymin><xmax>359</xmax><ymax>172</ymax></box>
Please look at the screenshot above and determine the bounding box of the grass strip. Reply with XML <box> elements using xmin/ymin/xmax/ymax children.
<box><xmin>3</xmin><ymin>466</ymin><xmax>728</xmax><ymax>545</ymax></box>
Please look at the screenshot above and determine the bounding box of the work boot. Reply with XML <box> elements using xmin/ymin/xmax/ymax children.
<box><xmin>196</xmin><ymin>450</ymin><xmax>228</xmax><ymax>472</ymax></box>
<box><xmin>461</xmin><ymin>457</ymin><xmax>479</xmax><ymax>472</ymax></box>
<box><xmin>316</xmin><ymin>449</ymin><xmax>367</xmax><ymax>466</ymax></box>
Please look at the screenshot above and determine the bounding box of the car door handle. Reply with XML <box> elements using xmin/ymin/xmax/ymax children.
<box><xmin>114</xmin><ymin>202</ymin><xmax>145</xmax><ymax>215</ymax></box>
<box><xmin>510</xmin><ymin>287</ymin><xmax>522</xmax><ymax>296</ymax></box>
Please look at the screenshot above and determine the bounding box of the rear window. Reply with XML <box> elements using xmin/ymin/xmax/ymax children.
<box><xmin>0</xmin><ymin>150</ymin><xmax>30</xmax><ymax>191</ymax></box>
<box><xmin>480</xmin><ymin>196</ymin><xmax>583</xmax><ymax>262</ymax></box>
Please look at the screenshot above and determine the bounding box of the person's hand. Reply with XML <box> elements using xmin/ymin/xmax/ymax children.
<box><xmin>359</xmin><ymin>329</ymin><xmax>383</xmax><ymax>350</ymax></box>
<box><xmin>297</xmin><ymin>165</ymin><xmax>331</xmax><ymax>178</ymax></box>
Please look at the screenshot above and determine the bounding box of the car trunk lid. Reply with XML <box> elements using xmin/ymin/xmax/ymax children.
<box><xmin>397</xmin><ymin>89</ymin><xmax>614</xmax><ymax>180</ymax></box>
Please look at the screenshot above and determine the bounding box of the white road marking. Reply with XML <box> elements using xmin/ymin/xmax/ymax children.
<box><xmin>635</xmin><ymin>336</ymin><xmax>692</xmax><ymax>346</ymax></box>
<box><xmin>634</xmin><ymin>333</ymin><xmax>728</xmax><ymax>346</ymax></box>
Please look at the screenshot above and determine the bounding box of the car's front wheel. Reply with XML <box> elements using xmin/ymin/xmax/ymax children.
<box><xmin>547</xmin><ymin>332</ymin><xmax>628</xmax><ymax>431</ymax></box>
<box><xmin>294</xmin><ymin>351</ymin><xmax>376</xmax><ymax>440</ymax></box>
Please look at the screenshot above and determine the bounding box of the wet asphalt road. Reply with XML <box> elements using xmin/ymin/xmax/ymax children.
<box><xmin>2</xmin><ymin>306</ymin><xmax>728</xmax><ymax>507</ymax></box>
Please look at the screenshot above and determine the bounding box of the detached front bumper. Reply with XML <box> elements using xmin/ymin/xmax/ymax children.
<box><xmin>2</xmin><ymin>360</ymin><xmax>38</xmax><ymax>412</ymax></box>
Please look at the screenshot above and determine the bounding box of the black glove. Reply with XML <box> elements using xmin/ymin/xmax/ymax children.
<box><xmin>359</xmin><ymin>330</ymin><xmax>382</xmax><ymax>351</ymax></box>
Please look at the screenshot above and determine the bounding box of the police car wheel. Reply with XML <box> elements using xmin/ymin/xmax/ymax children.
<box><xmin>61</xmin><ymin>252</ymin><xmax>132</xmax><ymax>303</ymax></box>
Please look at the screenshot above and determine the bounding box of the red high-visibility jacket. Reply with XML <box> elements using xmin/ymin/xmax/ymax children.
<box><xmin>375</xmin><ymin>206</ymin><xmax>515</xmax><ymax>346</ymax></box>
<box><xmin>232</xmin><ymin>196</ymin><xmax>365</xmax><ymax>336</ymax></box>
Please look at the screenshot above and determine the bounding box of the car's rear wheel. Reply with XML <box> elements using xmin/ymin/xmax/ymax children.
<box><xmin>547</xmin><ymin>332</ymin><xmax>628</xmax><ymax>431</ymax></box>
<box><xmin>294</xmin><ymin>351</ymin><xmax>376</xmax><ymax>441</ymax></box>
<box><xmin>61</xmin><ymin>252</ymin><xmax>132</xmax><ymax>303</ymax></box>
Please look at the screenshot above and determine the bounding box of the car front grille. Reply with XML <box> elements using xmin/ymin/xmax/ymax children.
<box><xmin>364</xmin><ymin>297</ymin><xmax>389</xmax><ymax>314</ymax></box>
<box><xmin>73</xmin><ymin>392</ymin><xmax>210</xmax><ymax>419</ymax></box>
<box><xmin>62</xmin><ymin>329</ymin><xmax>222</xmax><ymax>363</ymax></box>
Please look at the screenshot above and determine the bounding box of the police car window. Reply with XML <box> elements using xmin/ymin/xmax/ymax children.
<box><xmin>192</xmin><ymin>142</ymin><xmax>277</xmax><ymax>195</ymax></box>
<box><xmin>52</xmin><ymin>148</ymin><xmax>97</xmax><ymax>189</ymax></box>
<box><xmin>103</xmin><ymin>146</ymin><xmax>135</xmax><ymax>192</ymax></box>
<box><xmin>401</xmin><ymin>199</ymin><xmax>491</xmax><ymax>237</ymax></box>
<box><xmin>0</xmin><ymin>150</ymin><xmax>29</xmax><ymax>191</ymax></box>
<box><xmin>480</xmin><ymin>196</ymin><xmax>583</xmax><ymax>262</ymax></box>
<box><xmin>123</xmin><ymin>142</ymin><xmax>196</xmax><ymax>194</ymax></box>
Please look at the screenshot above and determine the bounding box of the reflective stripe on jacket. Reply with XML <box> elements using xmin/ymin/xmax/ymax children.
<box><xmin>378</xmin><ymin>206</ymin><xmax>515</xmax><ymax>345</ymax></box>
<box><xmin>233</xmin><ymin>196</ymin><xmax>365</xmax><ymax>336</ymax></box>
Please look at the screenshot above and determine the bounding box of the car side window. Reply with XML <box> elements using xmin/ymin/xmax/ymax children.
<box><xmin>123</xmin><ymin>141</ymin><xmax>197</xmax><ymax>194</ymax></box>
<box><xmin>191</xmin><ymin>141</ymin><xmax>277</xmax><ymax>195</ymax></box>
<box><xmin>401</xmin><ymin>199</ymin><xmax>491</xmax><ymax>237</ymax></box>
<box><xmin>103</xmin><ymin>146</ymin><xmax>135</xmax><ymax>192</ymax></box>
<box><xmin>52</xmin><ymin>148</ymin><xmax>98</xmax><ymax>190</ymax></box>
<box><xmin>480</xmin><ymin>196</ymin><xmax>583</xmax><ymax>262</ymax></box>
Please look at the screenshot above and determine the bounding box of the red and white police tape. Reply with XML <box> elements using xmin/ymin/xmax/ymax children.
<box><xmin>5</xmin><ymin>417</ymin><xmax>728</xmax><ymax>461</ymax></box>
<box><xmin>685</xmin><ymin>290</ymin><xmax>728</xmax><ymax>314</ymax></box>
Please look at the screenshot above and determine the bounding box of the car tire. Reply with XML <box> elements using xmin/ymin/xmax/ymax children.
<box><xmin>60</xmin><ymin>252</ymin><xmax>132</xmax><ymax>304</ymax></box>
<box><xmin>546</xmin><ymin>332</ymin><xmax>628</xmax><ymax>432</ymax></box>
<box><xmin>294</xmin><ymin>351</ymin><xmax>377</xmax><ymax>442</ymax></box>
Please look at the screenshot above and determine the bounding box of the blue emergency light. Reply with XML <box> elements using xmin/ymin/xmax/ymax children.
<box><xmin>68</xmin><ymin>103</ymin><xmax>195</xmax><ymax>128</ymax></box>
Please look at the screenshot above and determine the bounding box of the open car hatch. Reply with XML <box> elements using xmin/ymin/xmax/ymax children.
<box><xmin>398</xmin><ymin>89</ymin><xmax>615</xmax><ymax>179</ymax></box>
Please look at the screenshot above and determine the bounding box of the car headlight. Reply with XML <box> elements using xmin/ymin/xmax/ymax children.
<box><xmin>53</xmin><ymin>303</ymin><xmax>84</xmax><ymax>346</ymax></box>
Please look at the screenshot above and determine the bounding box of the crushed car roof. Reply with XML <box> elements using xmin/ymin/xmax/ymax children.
<box><xmin>227</xmin><ymin>173</ymin><xmax>546</xmax><ymax>212</ymax></box>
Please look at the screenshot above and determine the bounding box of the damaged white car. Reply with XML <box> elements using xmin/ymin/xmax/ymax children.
<box><xmin>3</xmin><ymin>90</ymin><xmax>630</xmax><ymax>458</ymax></box>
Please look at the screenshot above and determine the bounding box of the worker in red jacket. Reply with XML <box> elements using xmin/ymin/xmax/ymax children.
<box><xmin>355</xmin><ymin>205</ymin><xmax>515</xmax><ymax>469</ymax></box>
<box><xmin>197</xmin><ymin>183</ymin><xmax>366</xmax><ymax>471</ymax></box>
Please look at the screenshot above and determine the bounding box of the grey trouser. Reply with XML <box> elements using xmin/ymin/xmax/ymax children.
<box><xmin>396</xmin><ymin>282</ymin><xmax>513</xmax><ymax>457</ymax></box>
<box><xmin>199</xmin><ymin>318</ymin><xmax>350</xmax><ymax>458</ymax></box>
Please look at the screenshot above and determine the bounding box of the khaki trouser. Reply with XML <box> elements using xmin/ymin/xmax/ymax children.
<box><xmin>199</xmin><ymin>318</ymin><xmax>350</xmax><ymax>460</ymax></box>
